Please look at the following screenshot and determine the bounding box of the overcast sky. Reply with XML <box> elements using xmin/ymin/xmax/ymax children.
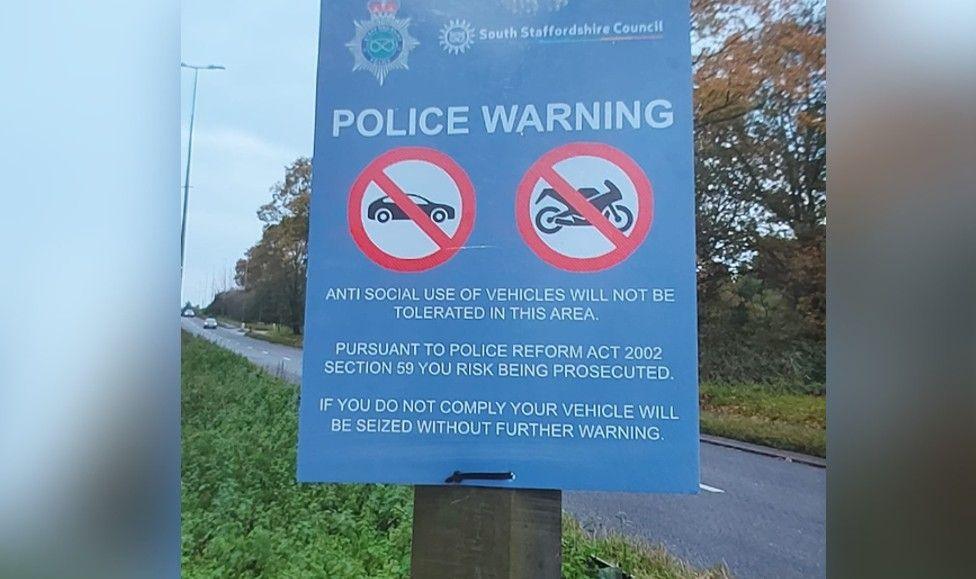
<box><xmin>181</xmin><ymin>1</ymin><xmax>319</xmax><ymax>306</ymax></box>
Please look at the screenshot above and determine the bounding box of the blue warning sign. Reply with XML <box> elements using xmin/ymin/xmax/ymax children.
<box><xmin>298</xmin><ymin>0</ymin><xmax>699</xmax><ymax>493</ymax></box>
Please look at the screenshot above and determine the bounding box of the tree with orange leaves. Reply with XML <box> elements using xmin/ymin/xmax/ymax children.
<box><xmin>693</xmin><ymin>0</ymin><xmax>826</xmax><ymax>384</ymax></box>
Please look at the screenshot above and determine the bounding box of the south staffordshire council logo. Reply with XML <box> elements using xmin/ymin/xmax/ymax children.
<box><xmin>439</xmin><ymin>19</ymin><xmax>475</xmax><ymax>55</ymax></box>
<box><xmin>347</xmin><ymin>0</ymin><xmax>418</xmax><ymax>85</ymax></box>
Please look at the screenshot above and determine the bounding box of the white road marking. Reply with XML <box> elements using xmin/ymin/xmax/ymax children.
<box><xmin>282</xmin><ymin>357</ymin><xmax>292</xmax><ymax>361</ymax></box>
<box><xmin>699</xmin><ymin>483</ymin><xmax>725</xmax><ymax>494</ymax></box>
<box><xmin>262</xmin><ymin>350</ymin><xmax>269</xmax><ymax>355</ymax></box>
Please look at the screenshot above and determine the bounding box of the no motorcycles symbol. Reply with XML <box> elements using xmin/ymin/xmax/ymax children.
<box><xmin>516</xmin><ymin>142</ymin><xmax>654</xmax><ymax>272</ymax></box>
<box><xmin>348</xmin><ymin>147</ymin><xmax>476</xmax><ymax>272</ymax></box>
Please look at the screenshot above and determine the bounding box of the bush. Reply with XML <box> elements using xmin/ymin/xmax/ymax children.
<box><xmin>699</xmin><ymin>274</ymin><xmax>825</xmax><ymax>386</ymax></box>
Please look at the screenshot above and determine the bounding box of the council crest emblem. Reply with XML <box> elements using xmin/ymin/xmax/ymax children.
<box><xmin>347</xmin><ymin>0</ymin><xmax>419</xmax><ymax>86</ymax></box>
<box><xmin>439</xmin><ymin>19</ymin><xmax>475</xmax><ymax>55</ymax></box>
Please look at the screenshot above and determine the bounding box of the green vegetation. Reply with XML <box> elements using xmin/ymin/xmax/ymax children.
<box><xmin>563</xmin><ymin>518</ymin><xmax>731</xmax><ymax>579</ymax></box>
<box><xmin>182</xmin><ymin>331</ymin><xmax>412</xmax><ymax>577</ymax></box>
<box><xmin>246</xmin><ymin>330</ymin><xmax>303</xmax><ymax>348</ymax></box>
<box><xmin>182</xmin><ymin>332</ymin><xmax>727</xmax><ymax>578</ymax></box>
<box><xmin>244</xmin><ymin>321</ymin><xmax>303</xmax><ymax>348</ymax></box>
<box><xmin>699</xmin><ymin>383</ymin><xmax>826</xmax><ymax>457</ymax></box>
<box><xmin>208</xmin><ymin>315</ymin><xmax>304</xmax><ymax>348</ymax></box>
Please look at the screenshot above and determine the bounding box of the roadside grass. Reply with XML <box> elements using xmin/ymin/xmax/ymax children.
<box><xmin>182</xmin><ymin>331</ymin><xmax>412</xmax><ymax>577</ymax></box>
<box><xmin>563</xmin><ymin>518</ymin><xmax>731</xmax><ymax>579</ymax></box>
<box><xmin>181</xmin><ymin>332</ymin><xmax>729</xmax><ymax>578</ymax></box>
<box><xmin>245</xmin><ymin>326</ymin><xmax>303</xmax><ymax>348</ymax></box>
<box><xmin>699</xmin><ymin>382</ymin><xmax>826</xmax><ymax>457</ymax></box>
<box><xmin>210</xmin><ymin>315</ymin><xmax>305</xmax><ymax>348</ymax></box>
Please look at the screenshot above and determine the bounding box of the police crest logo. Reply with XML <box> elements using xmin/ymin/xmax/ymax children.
<box><xmin>346</xmin><ymin>0</ymin><xmax>419</xmax><ymax>85</ymax></box>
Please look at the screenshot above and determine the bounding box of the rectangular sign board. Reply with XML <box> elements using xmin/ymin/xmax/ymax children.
<box><xmin>299</xmin><ymin>0</ymin><xmax>699</xmax><ymax>492</ymax></box>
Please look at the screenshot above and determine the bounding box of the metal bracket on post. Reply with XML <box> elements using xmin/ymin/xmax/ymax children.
<box><xmin>410</xmin><ymin>483</ymin><xmax>562</xmax><ymax>579</ymax></box>
<box><xmin>444</xmin><ymin>470</ymin><xmax>515</xmax><ymax>484</ymax></box>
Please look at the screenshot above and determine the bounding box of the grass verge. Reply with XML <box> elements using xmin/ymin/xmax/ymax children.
<box><xmin>699</xmin><ymin>382</ymin><xmax>825</xmax><ymax>457</ymax></box>
<box><xmin>563</xmin><ymin>518</ymin><xmax>731</xmax><ymax>579</ymax></box>
<box><xmin>245</xmin><ymin>321</ymin><xmax>304</xmax><ymax>348</ymax></box>
<box><xmin>210</xmin><ymin>315</ymin><xmax>304</xmax><ymax>348</ymax></box>
<box><xmin>182</xmin><ymin>332</ymin><xmax>728</xmax><ymax>578</ymax></box>
<box><xmin>245</xmin><ymin>328</ymin><xmax>303</xmax><ymax>348</ymax></box>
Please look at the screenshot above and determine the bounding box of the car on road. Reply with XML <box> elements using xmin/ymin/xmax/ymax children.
<box><xmin>203</xmin><ymin>317</ymin><xmax>218</xmax><ymax>329</ymax></box>
<box><xmin>367</xmin><ymin>194</ymin><xmax>455</xmax><ymax>224</ymax></box>
<box><xmin>182</xmin><ymin>308</ymin><xmax>195</xmax><ymax>317</ymax></box>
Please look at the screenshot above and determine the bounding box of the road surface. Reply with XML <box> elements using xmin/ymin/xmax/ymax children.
<box><xmin>182</xmin><ymin>318</ymin><xmax>825</xmax><ymax>578</ymax></box>
<box><xmin>184</xmin><ymin>318</ymin><xmax>302</xmax><ymax>381</ymax></box>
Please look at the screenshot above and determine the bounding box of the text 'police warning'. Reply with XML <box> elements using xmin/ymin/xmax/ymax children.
<box><xmin>331</xmin><ymin>99</ymin><xmax>675</xmax><ymax>138</ymax></box>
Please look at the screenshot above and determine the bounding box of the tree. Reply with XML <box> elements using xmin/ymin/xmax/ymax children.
<box><xmin>692</xmin><ymin>0</ymin><xmax>826</xmax><ymax>270</ymax></box>
<box><xmin>235</xmin><ymin>158</ymin><xmax>311</xmax><ymax>334</ymax></box>
<box><xmin>692</xmin><ymin>0</ymin><xmax>826</xmax><ymax>385</ymax></box>
<box><xmin>753</xmin><ymin>227</ymin><xmax>826</xmax><ymax>340</ymax></box>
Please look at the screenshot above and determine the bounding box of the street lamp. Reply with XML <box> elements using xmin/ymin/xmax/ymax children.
<box><xmin>180</xmin><ymin>62</ymin><xmax>225</xmax><ymax>283</ymax></box>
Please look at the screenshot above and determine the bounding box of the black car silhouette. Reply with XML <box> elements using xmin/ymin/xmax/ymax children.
<box><xmin>367</xmin><ymin>194</ymin><xmax>456</xmax><ymax>223</ymax></box>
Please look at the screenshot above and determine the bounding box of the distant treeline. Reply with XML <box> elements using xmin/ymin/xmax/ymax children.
<box><xmin>208</xmin><ymin>0</ymin><xmax>825</xmax><ymax>387</ymax></box>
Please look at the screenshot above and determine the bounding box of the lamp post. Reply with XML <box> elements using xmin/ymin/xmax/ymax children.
<box><xmin>180</xmin><ymin>62</ymin><xmax>225</xmax><ymax>283</ymax></box>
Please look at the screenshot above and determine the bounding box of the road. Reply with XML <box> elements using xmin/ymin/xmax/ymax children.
<box><xmin>182</xmin><ymin>318</ymin><xmax>825</xmax><ymax>578</ymax></box>
<box><xmin>183</xmin><ymin>317</ymin><xmax>302</xmax><ymax>381</ymax></box>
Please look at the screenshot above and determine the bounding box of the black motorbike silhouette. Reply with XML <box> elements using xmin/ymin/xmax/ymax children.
<box><xmin>534</xmin><ymin>180</ymin><xmax>634</xmax><ymax>235</ymax></box>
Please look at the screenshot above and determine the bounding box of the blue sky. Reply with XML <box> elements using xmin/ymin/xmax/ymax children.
<box><xmin>181</xmin><ymin>1</ymin><xmax>320</xmax><ymax>305</ymax></box>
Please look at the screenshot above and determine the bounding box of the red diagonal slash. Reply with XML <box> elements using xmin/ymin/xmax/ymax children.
<box><xmin>533</xmin><ymin>165</ymin><xmax>634</xmax><ymax>250</ymax></box>
<box><xmin>370</xmin><ymin>169</ymin><xmax>455</xmax><ymax>249</ymax></box>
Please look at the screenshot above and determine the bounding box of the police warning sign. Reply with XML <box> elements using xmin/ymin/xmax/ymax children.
<box><xmin>299</xmin><ymin>0</ymin><xmax>699</xmax><ymax>493</ymax></box>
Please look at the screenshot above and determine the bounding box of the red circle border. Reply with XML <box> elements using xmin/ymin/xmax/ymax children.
<box><xmin>348</xmin><ymin>147</ymin><xmax>476</xmax><ymax>273</ymax></box>
<box><xmin>515</xmin><ymin>142</ymin><xmax>654</xmax><ymax>272</ymax></box>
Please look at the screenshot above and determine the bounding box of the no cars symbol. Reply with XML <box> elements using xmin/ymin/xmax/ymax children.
<box><xmin>348</xmin><ymin>147</ymin><xmax>476</xmax><ymax>272</ymax></box>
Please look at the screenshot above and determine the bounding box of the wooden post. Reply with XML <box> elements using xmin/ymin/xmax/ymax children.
<box><xmin>410</xmin><ymin>486</ymin><xmax>562</xmax><ymax>578</ymax></box>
